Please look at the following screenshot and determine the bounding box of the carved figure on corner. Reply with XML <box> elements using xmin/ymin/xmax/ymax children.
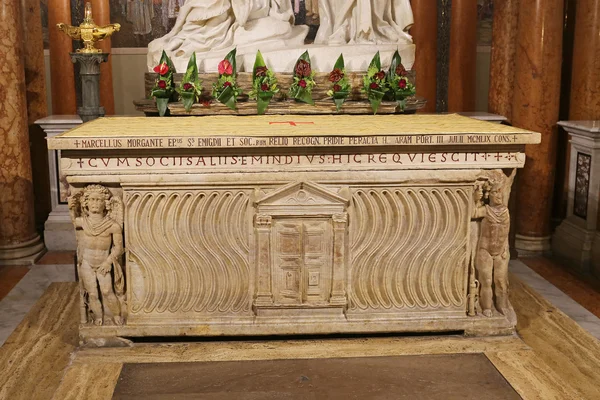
<box><xmin>68</xmin><ymin>184</ymin><xmax>125</xmax><ymax>326</ymax></box>
<box><xmin>472</xmin><ymin>170</ymin><xmax>516</xmax><ymax>323</ymax></box>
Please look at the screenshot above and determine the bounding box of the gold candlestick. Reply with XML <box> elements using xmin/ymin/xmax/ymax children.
<box><xmin>57</xmin><ymin>2</ymin><xmax>120</xmax><ymax>54</ymax></box>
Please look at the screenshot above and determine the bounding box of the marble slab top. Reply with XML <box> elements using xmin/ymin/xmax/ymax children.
<box><xmin>48</xmin><ymin>114</ymin><xmax>541</xmax><ymax>150</ymax></box>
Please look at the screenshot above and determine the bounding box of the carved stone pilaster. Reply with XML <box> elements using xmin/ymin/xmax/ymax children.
<box><xmin>330</xmin><ymin>212</ymin><xmax>348</xmax><ymax>306</ymax></box>
<box><xmin>254</xmin><ymin>214</ymin><xmax>273</xmax><ymax>306</ymax></box>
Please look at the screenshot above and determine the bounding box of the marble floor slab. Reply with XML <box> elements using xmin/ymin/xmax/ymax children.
<box><xmin>511</xmin><ymin>259</ymin><xmax>600</xmax><ymax>340</ymax></box>
<box><xmin>0</xmin><ymin>264</ymin><xmax>75</xmax><ymax>346</ymax></box>
<box><xmin>112</xmin><ymin>354</ymin><xmax>520</xmax><ymax>400</ymax></box>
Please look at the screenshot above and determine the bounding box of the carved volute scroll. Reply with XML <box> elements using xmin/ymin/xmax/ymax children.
<box><xmin>68</xmin><ymin>184</ymin><xmax>126</xmax><ymax>326</ymax></box>
<box><xmin>471</xmin><ymin>169</ymin><xmax>517</xmax><ymax>325</ymax></box>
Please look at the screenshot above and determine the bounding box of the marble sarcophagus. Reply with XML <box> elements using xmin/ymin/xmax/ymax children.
<box><xmin>48</xmin><ymin>114</ymin><xmax>540</xmax><ymax>343</ymax></box>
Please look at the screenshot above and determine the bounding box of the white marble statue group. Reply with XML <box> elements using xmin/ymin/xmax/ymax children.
<box><xmin>147</xmin><ymin>0</ymin><xmax>414</xmax><ymax>71</ymax></box>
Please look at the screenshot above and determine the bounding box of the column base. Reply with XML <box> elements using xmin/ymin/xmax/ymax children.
<box><xmin>552</xmin><ymin>219</ymin><xmax>594</xmax><ymax>272</ymax></box>
<box><xmin>44</xmin><ymin>206</ymin><xmax>76</xmax><ymax>251</ymax></box>
<box><xmin>0</xmin><ymin>234</ymin><xmax>46</xmax><ymax>265</ymax></box>
<box><xmin>515</xmin><ymin>234</ymin><xmax>551</xmax><ymax>257</ymax></box>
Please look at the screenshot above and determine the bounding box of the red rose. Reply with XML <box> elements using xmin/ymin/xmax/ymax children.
<box><xmin>201</xmin><ymin>100</ymin><xmax>211</xmax><ymax>107</ymax></box>
<box><xmin>183</xmin><ymin>82</ymin><xmax>193</xmax><ymax>91</ymax></box>
<box><xmin>333</xmin><ymin>84</ymin><xmax>341</xmax><ymax>92</ymax></box>
<box><xmin>299</xmin><ymin>79</ymin><xmax>307</xmax><ymax>88</ymax></box>
<box><xmin>395</xmin><ymin>64</ymin><xmax>407</xmax><ymax>76</ymax></box>
<box><xmin>157</xmin><ymin>80</ymin><xmax>167</xmax><ymax>89</ymax></box>
<box><xmin>375</xmin><ymin>70</ymin><xmax>386</xmax><ymax>80</ymax></box>
<box><xmin>255</xmin><ymin>66</ymin><xmax>268</xmax><ymax>77</ymax></box>
<box><xmin>398</xmin><ymin>79</ymin><xmax>407</xmax><ymax>89</ymax></box>
<box><xmin>218</xmin><ymin>59</ymin><xmax>233</xmax><ymax>75</ymax></box>
<box><xmin>153</xmin><ymin>62</ymin><xmax>169</xmax><ymax>76</ymax></box>
<box><xmin>329</xmin><ymin>68</ymin><xmax>344</xmax><ymax>82</ymax></box>
<box><xmin>223</xmin><ymin>81</ymin><xmax>232</xmax><ymax>88</ymax></box>
<box><xmin>369</xmin><ymin>82</ymin><xmax>379</xmax><ymax>89</ymax></box>
<box><xmin>295</xmin><ymin>59</ymin><xmax>311</xmax><ymax>77</ymax></box>
<box><xmin>261</xmin><ymin>83</ymin><xmax>269</xmax><ymax>91</ymax></box>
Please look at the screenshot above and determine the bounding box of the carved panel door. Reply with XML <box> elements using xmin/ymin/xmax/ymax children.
<box><xmin>272</xmin><ymin>219</ymin><xmax>333</xmax><ymax>305</ymax></box>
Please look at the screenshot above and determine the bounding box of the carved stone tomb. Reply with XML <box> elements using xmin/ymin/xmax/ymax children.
<box><xmin>48</xmin><ymin>114</ymin><xmax>541</xmax><ymax>343</ymax></box>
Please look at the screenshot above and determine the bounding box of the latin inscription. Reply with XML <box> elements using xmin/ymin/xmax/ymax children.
<box><xmin>67</xmin><ymin>151</ymin><xmax>524</xmax><ymax>172</ymax></box>
<box><xmin>65</xmin><ymin>134</ymin><xmax>523</xmax><ymax>150</ymax></box>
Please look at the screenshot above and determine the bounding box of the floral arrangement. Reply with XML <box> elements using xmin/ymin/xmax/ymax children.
<box><xmin>386</xmin><ymin>50</ymin><xmax>416</xmax><ymax>111</ymax></box>
<box><xmin>362</xmin><ymin>51</ymin><xmax>387</xmax><ymax>114</ymax></box>
<box><xmin>326</xmin><ymin>54</ymin><xmax>351</xmax><ymax>112</ymax></box>
<box><xmin>249</xmin><ymin>50</ymin><xmax>279</xmax><ymax>115</ymax></box>
<box><xmin>176</xmin><ymin>52</ymin><xmax>203</xmax><ymax>113</ymax></box>
<box><xmin>212</xmin><ymin>48</ymin><xmax>241</xmax><ymax>110</ymax></box>
<box><xmin>150</xmin><ymin>50</ymin><xmax>176</xmax><ymax>117</ymax></box>
<box><xmin>288</xmin><ymin>51</ymin><xmax>316</xmax><ymax>105</ymax></box>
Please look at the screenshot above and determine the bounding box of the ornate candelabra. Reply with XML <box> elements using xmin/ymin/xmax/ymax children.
<box><xmin>57</xmin><ymin>2</ymin><xmax>120</xmax><ymax>122</ymax></box>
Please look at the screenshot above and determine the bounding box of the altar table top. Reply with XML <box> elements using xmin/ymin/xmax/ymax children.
<box><xmin>48</xmin><ymin>114</ymin><xmax>541</xmax><ymax>150</ymax></box>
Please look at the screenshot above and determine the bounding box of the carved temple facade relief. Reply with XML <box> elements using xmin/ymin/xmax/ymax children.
<box><xmin>253</xmin><ymin>182</ymin><xmax>349</xmax><ymax>316</ymax></box>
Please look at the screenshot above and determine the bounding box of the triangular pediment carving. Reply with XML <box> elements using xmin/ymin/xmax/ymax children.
<box><xmin>256</xmin><ymin>182</ymin><xmax>349</xmax><ymax>208</ymax></box>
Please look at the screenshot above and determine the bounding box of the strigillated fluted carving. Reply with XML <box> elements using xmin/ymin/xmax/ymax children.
<box><xmin>348</xmin><ymin>187</ymin><xmax>470</xmax><ymax>312</ymax></box>
<box><xmin>126</xmin><ymin>190</ymin><xmax>252</xmax><ymax>317</ymax></box>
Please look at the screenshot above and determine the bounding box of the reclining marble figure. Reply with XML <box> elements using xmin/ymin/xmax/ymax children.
<box><xmin>147</xmin><ymin>0</ymin><xmax>416</xmax><ymax>72</ymax></box>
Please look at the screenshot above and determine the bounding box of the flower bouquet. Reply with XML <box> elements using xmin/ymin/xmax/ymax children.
<box><xmin>176</xmin><ymin>52</ymin><xmax>203</xmax><ymax>113</ymax></box>
<box><xmin>386</xmin><ymin>50</ymin><xmax>416</xmax><ymax>111</ymax></box>
<box><xmin>362</xmin><ymin>51</ymin><xmax>387</xmax><ymax>114</ymax></box>
<box><xmin>326</xmin><ymin>54</ymin><xmax>351</xmax><ymax>112</ymax></box>
<box><xmin>249</xmin><ymin>50</ymin><xmax>279</xmax><ymax>115</ymax></box>
<box><xmin>212</xmin><ymin>48</ymin><xmax>242</xmax><ymax>110</ymax></box>
<box><xmin>288</xmin><ymin>51</ymin><xmax>315</xmax><ymax>105</ymax></box>
<box><xmin>150</xmin><ymin>50</ymin><xmax>176</xmax><ymax>117</ymax></box>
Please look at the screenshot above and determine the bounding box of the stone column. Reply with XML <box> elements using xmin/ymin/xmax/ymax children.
<box><xmin>447</xmin><ymin>0</ymin><xmax>477</xmax><ymax>112</ymax></box>
<box><xmin>513</xmin><ymin>0</ymin><xmax>564</xmax><ymax>255</ymax></box>
<box><xmin>330</xmin><ymin>213</ymin><xmax>347</xmax><ymax>306</ymax></box>
<box><xmin>48</xmin><ymin>0</ymin><xmax>77</xmax><ymax>114</ymax></box>
<box><xmin>254</xmin><ymin>214</ymin><xmax>273</xmax><ymax>307</ymax></box>
<box><xmin>91</xmin><ymin>0</ymin><xmax>115</xmax><ymax>115</ymax></box>
<box><xmin>21</xmin><ymin>0</ymin><xmax>51</xmax><ymax>232</ymax></box>
<box><xmin>0</xmin><ymin>0</ymin><xmax>45</xmax><ymax>265</ymax></box>
<box><xmin>411</xmin><ymin>0</ymin><xmax>437</xmax><ymax>112</ymax></box>
<box><xmin>488</xmin><ymin>0</ymin><xmax>519</xmax><ymax>123</ymax></box>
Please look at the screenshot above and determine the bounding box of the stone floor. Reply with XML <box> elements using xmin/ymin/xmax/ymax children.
<box><xmin>0</xmin><ymin>253</ymin><xmax>599</xmax><ymax>399</ymax></box>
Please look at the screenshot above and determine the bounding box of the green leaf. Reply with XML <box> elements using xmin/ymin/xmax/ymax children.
<box><xmin>368</xmin><ymin>89</ymin><xmax>385</xmax><ymax>114</ymax></box>
<box><xmin>257</xmin><ymin>92</ymin><xmax>273</xmax><ymax>114</ymax></box>
<box><xmin>333</xmin><ymin>53</ymin><xmax>345</xmax><ymax>70</ymax></box>
<box><xmin>151</xmin><ymin>88</ymin><xmax>167</xmax><ymax>98</ymax></box>
<box><xmin>184</xmin><ymin>52</ymin><xmax>198</xmax><ymax>82</ymax></box>
<box><xmin>217</xmin><ymin>85</ymin><xmax>236</xmax><ymax>110</ymax></box>
<box><xmin>180</xmin><ymin>91</ymin><xmax>195</xmax><ymax>112</ymax></box>
<box><xmin>224</xmin><ymin>48</ymin><xmax>237</xmax><ymax>77</ymax></box>
<box><xmin>298</xmin><ymin>50</ymin><xmax>311</xmax><ymax>64</ymax></box>
<box><xmin>159</xmin><ymin>50</ymin><xmax>176</xmax><ymax>74</ymax></box>
<box><xmin>388</xmin><ymin>50</ymin><xmax>401</xmax><ymax>80</ymax></box>
<box><xmin>156</xmin><ymin>97</ymin><xmax>169</xmax><ymax>117</ymax></box>
<box><xmin>397</xmin><ymin>98</ymin><xmax>407</xmax><ymax>112</ymax></box>
<box><xmin>369</xmin><ymin>51</ymin><xmax>381</xmax><ymax>71</ymax></box>
<box><xmin>294</xmin><ymin>88</ymin><xmax>314</xmax><ymax>105</ymax></box>
<box><xmin>253</xmin><ymin>50</ymin><xmax>266</xmax><ymax>78</ymax></box>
